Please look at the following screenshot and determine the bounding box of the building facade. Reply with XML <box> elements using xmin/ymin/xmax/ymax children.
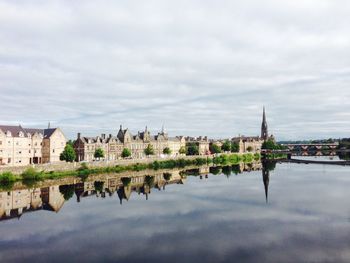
<box><xmin>0</xmin><ymin>125</ymin><xmax>66</xmax><ymax>166</ymax></box>
<box><xmin>74</xmin><ymin>126</ymin><xmax>186</xmax><ymax>162</ymax></box>
<box><xmin>185</xmin><ymin>136</ymin><xmax>210</xmax><ymax>155</ymax></box>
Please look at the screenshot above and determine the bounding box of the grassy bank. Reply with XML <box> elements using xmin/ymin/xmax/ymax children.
<box><xmin>263</xmin><ymin>153</ymin><xmax>288</xmax><ymax>160</ymax></box>
<box><xmin>0</xmin><ymin>153</ymin><xmax>260</xmax><ymax>188</ymax></box>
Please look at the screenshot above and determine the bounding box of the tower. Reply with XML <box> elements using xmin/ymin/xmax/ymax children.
<box><xmin>261</xmin><ymin>106</ymin><xmax>268</xmax><ymax>141</ymax></box>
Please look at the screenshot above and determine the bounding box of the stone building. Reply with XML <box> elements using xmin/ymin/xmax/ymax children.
<box><xmin>185</xmin><ymin>136</ymin><xmax>210</xmax><ymax>155</ymax></box>
<box><xmin>231</xmin><ymin>136</ymin><xmax>264</xmax><ymax>153</ymax></box>
<box><xmin>74</xmin><ymin>125</ymin><xmax>186</xmax><ymax>162</ymax></box>
<box><xmin>0</xmin><ymin>125</ymin><xmax>66</xmax><ymax>166</ymax></box>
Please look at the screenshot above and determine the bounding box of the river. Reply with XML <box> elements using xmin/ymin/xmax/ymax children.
<box><xmin>0</xmin><ymin>159</ymin><xmax>349</xmax><ymax>263</ymax></box>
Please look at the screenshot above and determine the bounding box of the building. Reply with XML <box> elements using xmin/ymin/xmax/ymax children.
<box><xmin>0</xmin><ymin>125</ymin><xmax>66</xmax><ymax>166</ymax></box>
<box><xmin>185</xmin><ymin>136</ymin><xmax>210</xmax><ymax>155</ymax></box>
<box><xmin>74</xmin><ymin>125</ymin><xmax>186</xmax><ymax>162</ymax></box>
<box><xmin>231</xmin><ymin>136</ymin><xmax>263</xmax><ymax>153</ymax></box>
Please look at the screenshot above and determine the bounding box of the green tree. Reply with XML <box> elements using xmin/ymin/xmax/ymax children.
<box><xmin>221</xmin><ymin>140</ymin><xmax>231</xmax><ymax>152</ymax></box>
<box><xmin>179</xmin><ymin>146</ymin><xmax>186</xmax><ymax>154</ymax></box>
<box><xmin>186</xmin><ymin>143</ymin><xmax>199</xmax><ymax>156</ymax></box>
<box><xmin>144</xmin><ymin>144</ymin><xmax>155</xmax><ymax>156</ymax></box>
<box><xmin>67</xmin><ymin>140</ymin><xmax>75</xmax><ymax>147</ymax></box>
<box><xmin>163</xmin><ymin>147</ymin><xmax>172</xmax><ymax>155</ymax></box>
<box><xmin>94</xmin><ymin>148</ymin><xmax>105</xmax><ymax>159</ymax></box>
<box><xmin>60</xmin><ymin>144</ymin><xmax>76</xmax><ymax>162</ymax></box>
<box><xmin>121</xmin><ymin>148</ymin><xmax>131</xmax><ymax>158</ymax></box>
<box><xmin>246</xmin><ymin>146</ymin><xmax>253</xmax><ymax>152</ymax></box>
<box><xmin>231</xmin><ymin>142</ymin><xmax>240</xmax><ymax>153</ymax></box>
<box><xmin>262</xmin><ymin>139</ymin><xmax>283</xmax><ymax>150</ymax></box>
<box><xmin>210</xmin><ymin>143</ymin><xmax>222</xmax><ymax>154</ymax></box>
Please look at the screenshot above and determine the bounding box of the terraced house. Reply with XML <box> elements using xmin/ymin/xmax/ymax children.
<box><xmin>74</xmin><ymin>125</ymin><xmax>186</xmax><ymax>161</ymax></box>
<box><xmin>0</xmin><ymin>125</ymin><xmax>66</xmax><ymax>166</ymax></box>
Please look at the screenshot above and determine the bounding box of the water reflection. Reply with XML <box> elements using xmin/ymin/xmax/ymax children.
<box><xmin>0</xmin><ymin>161</ymin><xmax>267</xmax><ymax>222</ymax></box>
<box><xmin>2</xmin><ymin>159</ymin><xmax>350</xmax><ymax>263</ymax></box>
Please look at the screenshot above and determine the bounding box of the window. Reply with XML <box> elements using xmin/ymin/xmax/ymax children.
<box><xmin>8</xmin><ymin>158</ymin><xmax>11</xmax><ymax>163</ymax></box>
<box><xmin>53</xmin><ymin>149</ymin><xmax>55</xmax><ymax>153</ymax></box>
<box><xmin>0</xmin><ymin>141</ymin><xmax>2</xmax><ymax>145</ymax></box>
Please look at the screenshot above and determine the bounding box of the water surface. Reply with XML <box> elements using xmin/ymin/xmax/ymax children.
<box><xmin>1</xmin><ymin>161</ymin><xmax>350</xmax><ymax>263</ymax></box>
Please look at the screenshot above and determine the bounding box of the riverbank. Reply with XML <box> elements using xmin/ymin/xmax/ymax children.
<box><xmin>0</xmin><ymin>153</ymin><xmax>260</xmax><ymax>188</ymax></box>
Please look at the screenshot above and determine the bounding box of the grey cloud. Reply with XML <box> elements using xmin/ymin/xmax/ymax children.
<box><xmin>0</xmin><ymin>0</ymin><xmax>349</xmax><ymax>140</ymax></box>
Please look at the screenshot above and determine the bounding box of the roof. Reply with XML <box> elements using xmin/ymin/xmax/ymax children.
<box><xmin>0</xmin><ymin>125</ymin><xmax>61</xmax><ymax>139</ymax></box>
<box><xmin>0</xmin><ymin>125</ymin><xmax>27</xmax><ymax>137</ymax></box>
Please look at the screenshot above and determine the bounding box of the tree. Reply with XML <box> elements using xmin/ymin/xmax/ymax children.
<box><xmin>67</xmin><ymin>140</ymin><xmax>75</xmax><ymax>147</ymax></box>
<box><xmin>262</xmin><ymin>139</ymin><xmax>284</xmax><ymax>150</ymax></box>
<box><xmin>246</xmin><ymin>146</ymin><xmax>253</xmax><ymax>152</ymax></box>
<box><xmin>163</xmin><ymin>147</ymin><xmax>171</xmax><ymax>155</ymax></box>
<box><xmin>94</xmin><ymin>148</ymin><xmax>104</xmax><ymax>159</ymax></box>
<box><xmin>121</xmin><ymin>148</ymin><xmax>131</xmax><ymax>158</ymax></box>
<box><xmin>186</xmin><ymin>143</ymin><xmax>199</xmax><ymax>156</ymax></box>
<box><xmin>60</xmin><ymin>144</ymin><xmax>76</xmax><ymax>162</ymax></box>
<box><xmin>221</xmin><ymin>140</ymin><xmax>231</xmax><ymax>152</ymax></box>
<box><xmin>179</xmin><ymin>146</ymin><xmax>186</xmax><ymax>154</ymax></box>
<box><xmin>231</xmin><ymin>142</ymin><xmax>240</xmax><ymax>153</ymax></box>
<box><xmin>144</xmin><ymin>144</ymin><xmax>155</xmax><ymax>156</ymax></box>
<box><xmin>210</xmin><ymin>143</ymin><xmax>222</xmax><ymax>154</ymax></box>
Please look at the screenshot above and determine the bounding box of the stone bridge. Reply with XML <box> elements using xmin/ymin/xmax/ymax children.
<box><xmin>280</xmin><ymin>142</ymin><xmax>339</xmax><ymax>151</ymax></box>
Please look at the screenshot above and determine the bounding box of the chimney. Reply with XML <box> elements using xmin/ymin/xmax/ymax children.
<box><xmin>101</xmin><ymin>134</ymin><xmax>106</xmax><ymax>139</ymax></box>
<box><xmin>77</xmin><ymin>133</ymin><xmax>81</xmax><ymax>139</ymax></box>
<box><xmin>109</xmin><ymin>134</ymin><xmax>112</xmax><ymax>138</ymax></box>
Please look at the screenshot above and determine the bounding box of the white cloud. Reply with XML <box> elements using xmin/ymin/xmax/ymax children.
<box><xmin>0</xmin><ymin>0</ymin><xmax>349</xmax><ymax>140</ymax></box>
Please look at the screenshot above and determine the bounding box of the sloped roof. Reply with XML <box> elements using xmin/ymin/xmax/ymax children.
<box><xmin>0</xmin><ymin>125</ymin><xmax>27</xmax><ymax>137</ymax></box>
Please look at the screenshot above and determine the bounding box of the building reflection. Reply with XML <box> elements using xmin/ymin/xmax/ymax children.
<box><xmin>0</xmin><ymin>186</ymin><xmax>65</xmax><ymax>221</ymax></box>
<box><xmin>0</xmin><ymin>160</ymin><xmax>270</xmax><ymax>222</ymax></box>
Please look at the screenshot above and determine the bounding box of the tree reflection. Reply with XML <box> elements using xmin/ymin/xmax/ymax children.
<box><xmin>59</xmin><ymin>184</ymin><xmax>75</xmax><ymax>201</ymax></box>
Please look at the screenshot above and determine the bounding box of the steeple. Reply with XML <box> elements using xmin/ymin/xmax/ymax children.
<box><xmin>261</xmin><ymin>106</ymin><xmax>268</xmax><ymax>141</ymax></box>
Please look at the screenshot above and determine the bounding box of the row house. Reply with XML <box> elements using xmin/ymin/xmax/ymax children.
<box><xmin>74</xmin><ymin>125</ymin><xmax>186</xmax><ymax>162</ymax></box>
<box><xmin>0</xmin><ymin>125</ymin><xmax>66</xmax><ymax>166</ymax></box>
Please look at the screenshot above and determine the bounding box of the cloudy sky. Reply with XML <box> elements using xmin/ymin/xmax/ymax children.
<box><xmin>0</xmin><ymin>0</ymin><xmax>349</xmax><ymax>140</ymax></box>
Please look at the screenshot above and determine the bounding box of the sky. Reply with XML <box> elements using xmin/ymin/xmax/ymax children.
<box><xmin>0</xmin><ymin>0</ymin><xmax>349</xmax><ymax>140</ymax></box>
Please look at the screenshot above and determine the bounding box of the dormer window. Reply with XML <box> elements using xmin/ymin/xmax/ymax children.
<box><xmin>6</xmin><ymin>131</ymin><xmax>11</xmax><ymax>137</ymax></box>
<box><xmin>18</xmin><ymin>131</ymin><xmax>24</xmax><ymax>137</ymax></box>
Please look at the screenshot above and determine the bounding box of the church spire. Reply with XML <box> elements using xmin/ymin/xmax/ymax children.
<box><xmin>261</xmin><ymin>106</ymin><xmax>268</xmax><ymax>141</ymax></box>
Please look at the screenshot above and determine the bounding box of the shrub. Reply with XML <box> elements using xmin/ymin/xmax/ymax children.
<box><xmin>0</xmin><ymin>172</ymin><xmax>16</xmax><ymax>190</ymax></box>
<box><xmin>21</xmin><ymin>168</ymin><xmax>43</xmax><ymax>181</ymax></box>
